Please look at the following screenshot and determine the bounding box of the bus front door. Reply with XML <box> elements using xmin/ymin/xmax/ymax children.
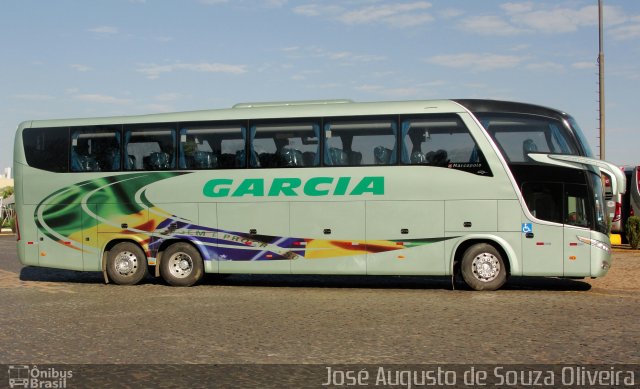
<box><xmin>521</xmin><ymin>222</ymin><xmax>564</xmax><ymax>276</ymax></box>
<box><xmin>521</xmin><ymin>182</ymin><xmax>564</xmax><ymax>276</ymax></box>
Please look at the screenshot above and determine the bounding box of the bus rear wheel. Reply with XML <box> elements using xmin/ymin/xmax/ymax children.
<box><xmin>106</xmin><ymin>242</ymin><xmax>148</xmax><ymax>285</ymax></box>
<box><xmin>460</xmin><ymin>243</ymin><xmax>507</xmax><ymax>291</ymax></box>
<box><xmin>160</xmin><ymin>242</ymin><xmax>204</xmax><ymax>287</ymax></box>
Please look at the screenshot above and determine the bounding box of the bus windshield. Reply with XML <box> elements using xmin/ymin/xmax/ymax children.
<box><xmin>567</xmin><ymin>116</ymin><xmax>595</xmax><ymax>158</ymax></box>
<box><xmin>476</xmin><ymin>114</ymin><xmax>580</xmax><ymax>163</ymax></box>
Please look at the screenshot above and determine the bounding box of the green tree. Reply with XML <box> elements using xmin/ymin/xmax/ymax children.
<box><xmin>626</xmin><ymin>216</ymin><xmax>640</xmax><ymax>250</ymax></box>
<box><xmin>1</xmin><ymin>186</ymin><xmax>13</xmax><ymax>199</ymax></box>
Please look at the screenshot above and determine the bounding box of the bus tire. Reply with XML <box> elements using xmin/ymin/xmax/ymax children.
<box><xmin>160</xmin><ymin>242</ymin><xmax>203</xmax><ymax>287</ymax></box>
<box><xmin>460</xmin><ymin>243</ymin><xmax>507</xmax><ymax>291</ymax></box>
<box><xmin>106</xmin><ymin>242</ymin><xmax>148</xmax><ymax>285</ymax></box>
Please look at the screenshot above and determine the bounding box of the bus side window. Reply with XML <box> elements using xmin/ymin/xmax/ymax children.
<box><xmin>401</xmin><ymin>115</ymin><xmax>491</xmax><ymax>175</ymax></box>
<box><xmin>178</xmin><ymin>125</ymin><xmax>246</xmax><ymax>170</ymax></box>
<box><xmin>250</xmin><ymin>122</ymin><xmax>319</xmax><ymax>168</ymax></box>
<box><xmin>70</xmin><ymin>127</ymin><xmax>121</xmax><ymax>172</ymax></box>
<box><xmin>124</xmin><ymin>127</ymin><xmax>176</xmax><ymax>171</ymax></box>
<box><xmin>23</xmin><ymin>127</ymin><xmax>69</xmax><ymax>172</ymax></box>
<box><xmin>324</xmin><ymin>119</ymin><xmax>396</xmax><ymax>166</ymax></box>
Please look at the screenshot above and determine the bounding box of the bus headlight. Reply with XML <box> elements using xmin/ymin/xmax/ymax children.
<box><xmin>577</xmin><ymin>236</ymin><xmax>611</xmax><ymax>253</ymax></box>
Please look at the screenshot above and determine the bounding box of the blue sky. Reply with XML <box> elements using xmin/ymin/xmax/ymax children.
<box><xmin>2</xmin><ymin>0</ymin><xmax>639</xmax><ymax>173</ymax></box>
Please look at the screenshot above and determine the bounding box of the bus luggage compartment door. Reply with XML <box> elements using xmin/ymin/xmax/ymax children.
<box><xmin>366</xmin><ymin>200</ymin><xmax>445</xmax><ymax>275</ymax></box>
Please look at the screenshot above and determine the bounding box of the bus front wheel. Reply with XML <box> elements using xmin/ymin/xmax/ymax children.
<box><xmin>160</xmin><ymin>242</ymin><xmax>204</xmax><ymax>287</ymax></box>
<box><xmin>106</xmin><ymin>242</ymin><xmax>148</xmax><ymax>285</ymax></box>
<box><xmin>460</xmin><ymin>243</ymin><xmax>507</xmax><ymax>291</ymax></box>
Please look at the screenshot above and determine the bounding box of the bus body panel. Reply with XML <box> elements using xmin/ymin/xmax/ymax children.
<box><xmin>81</xmin><ymin>202</ymin><xmax>100</xmax><ymax>271</ymax></box>
<box><xmin>445</xmin><ymin>200</ymin><xmax>497</xmax><ymax>232</ymax></box>
<box><xmin>563</xmin><ymin>226</ymin><xmax>591</xmax><ymax>277</ymax></box>
<box><xmin>290</xmin><ymin>201</ymin><xmax>366</xmax><ymax>274</ymax></box>
<box><xmin>497</xmin><ymin>200</ymin><xmax>523</xmax><ymax>232</ymax></box>
<box><xmin>217</xmin><ymin>201</ymin><xmax>292</xmax><ymax>274</ymax></box>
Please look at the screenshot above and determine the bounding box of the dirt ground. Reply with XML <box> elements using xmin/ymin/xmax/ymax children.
<box><xmin>586</xmin><ymin>245</ymin><xmax>640</xmax><ymax>292</ymax></box>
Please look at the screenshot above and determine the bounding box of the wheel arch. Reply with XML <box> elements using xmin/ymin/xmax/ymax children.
<box><xmin>154</xmin><ymin>238</ymin><xmax>205</xmax><ymax>278</ymax></box>
<box><xmin>101</xmin><ymin>236</ymin><xmax>149</xmax><ymax>284</ymax></box>
<box><xmin>450</xmin><ymin>234</ymin><xmax>520</xmax><ymax>278</ymax></box>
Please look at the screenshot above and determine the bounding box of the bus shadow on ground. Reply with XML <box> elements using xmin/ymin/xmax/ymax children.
<box><xmin>19</xmin><ymin>266</ymin><xmax>104</xmax><ymax>284</ymax></box>
<box><xmin>202</xmin><ymin>273</ymin><xmax>593</xmax><ymax>292</ymax></box>
<box><xmin>18</xmin><ymin>266</ymin><xmax>592</xmax><ymax>291</ymax></box>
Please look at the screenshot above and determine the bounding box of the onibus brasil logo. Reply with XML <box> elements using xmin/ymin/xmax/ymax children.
<box><xmin>8</xmin><ymin>365</ymin><xmax>73</xmax><ymax>388</ymax></box>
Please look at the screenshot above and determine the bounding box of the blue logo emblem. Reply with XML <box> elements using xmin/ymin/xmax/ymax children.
<box><xmin>522</xmin><ymin>223</ymin><xmax>533</xmax><ymax>233</ymax></box>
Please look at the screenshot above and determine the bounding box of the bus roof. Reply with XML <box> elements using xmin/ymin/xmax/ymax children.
<box><xmin>17</xmin><ymin>98</ymin><xmax>571</xmax><ymax>130</ymax></box>
<box><xmin>18</xmin><ymin>99</ymin><xmax>461</xmax><ymax>129</ymax></box>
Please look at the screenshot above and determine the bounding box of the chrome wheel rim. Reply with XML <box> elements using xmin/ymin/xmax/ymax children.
<box><xmin>168</xmin><ymin>252</ymin><xmax>193</xmax><ymax>279</ymax></box>
<box><xmin>114</xmin><ymin>251</ymin><xmax>138</xmax><ymax>276</ymax></box>
<box><xmin>471</xmin><ymin>252</ymin><xmax>500</xmax><ymax>282</ymax></box>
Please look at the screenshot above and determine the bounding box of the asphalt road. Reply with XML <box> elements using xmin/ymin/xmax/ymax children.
<box><xmin>0</xmin><ymin>234</ymin><xmax>638</xmax><ymax>387</ymax></box>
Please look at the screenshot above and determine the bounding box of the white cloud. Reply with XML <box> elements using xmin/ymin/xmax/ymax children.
<box><xmin>14</xmin><ymin>94</ymin><xmax>54</xmax><ymax>101</ymax></box>
<box><xmin>265</xmin><ymin>0</ymin><xmax>287</xmax><ymax>7</ymax></box>
<box><xmin>282</xmin><ymin>46</ymin><xmax>386</xmax><ymax>65</ymax></box>
<box><xmin>439</xmin><ymin>8</ymin><xmax>464</xmax><ymax>19</ymax></box>
<box><xmin>294</xmin><ymin>2</ymin><xmax>434</xmax><ymax>28</ymax></box>
<box><xmin>457</xmin><ymin>15</ymin><xmax>523</xmax><ymax>36</ymax></box>
<box><xmin>154</xmin><ymin>93</ymin><xmax>182</xmax><ymax>102</ymax></box>
<box><xmin>88</xmin><ymin>26</ymin><xmax>118</xmax><ymax>34</ymax></box>
<box><xmin>427</xmin><ymin>53</ymin><xmax>525</xmax><ymax>71</ymax></box>
<box><xmin>458</xmin><ymin>4</ymin><xmax>630</xmax><ymax>36</ymax></box>
<box><xmin>198</xmin><ymin>0</ymin><xmax>228</xmax><ymax>4</ymax></box>
<box><xmin>610</xmin><ymin>19</ymin><xmax>640</xmax><ymax>41</ymax></box>
<box><xmin>137</xmin><ymin>62</ymin><xmax>248</xmax><ymax>79</ymax></box>
<box><xmin>339</xmin><ymin>2</ymin><xmax>433</xmax><ymax>27</ymax></box>
<box><xmin>572</xmin><ymin>62</ymin><xmax>595</xmax><ymax>70</ymax></box>
<box><xmin>525</xmin><ymin>62</ymin><xmax>564</xmax><ymax>72</ymax></box>
<box><xmin>74</xmin><ymin>94</ymin><xmax>132</xmax><ymax>104</ymax></box>
<box><xmin>71</xmin><ymin>64</ymin><xmax>91</xmax><ymax>72</ymax></box>
<box><xmin>293</xmin><ymin>4</ymin><xmax>340</xmax><ymax>17</ymax></box>
<box><xmin>500</xmin><ymin>2</ymin><xmax>534</xmax><ymax>14</ymax></box>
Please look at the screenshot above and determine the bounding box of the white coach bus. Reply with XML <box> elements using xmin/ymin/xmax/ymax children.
<box><xmin>13</xmin><ymin>99</ymin><xmax>625</xmax><ymax>290</ymax></box>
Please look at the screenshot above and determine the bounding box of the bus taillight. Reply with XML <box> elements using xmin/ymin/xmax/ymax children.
<box><xmin>613</xmin><ymin>202</ymin><xmax>621</xmax><ymax>222</ymax></box>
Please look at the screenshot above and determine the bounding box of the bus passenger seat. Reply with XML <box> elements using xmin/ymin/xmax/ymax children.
<box><xmin>347</xmin><ymin>151</ymin><xmax>362</xmax><ymax>165</ymax></box>
<box><xmin>236</xmin><ymin>150</ymin><xmax>259</xmax><ymax>167</ymax></box>
<box><xmin>426</xmin><ymin>149</ymin><xmax>448</xmax><ymax>166</ymax></box>
<box><xmin>410</xmin><ymin>151</ymin><xmax>426</xmax><ymax>164</ymax></box>
<box><xmin>194</xmin><ymin>151</ymin><xmax>217</xmax><ymax>168</ymax></box>
<box><xmin>302</xmin><ymin>151</ymin><xmax>316</xmax><ymax>166</ymax></box>
<box><xmin>146</xmin><ymin>152</ymin><xmax>171</xmax><ymax>170</ymax></box>
<box><xmin>329</xmin><ymin>148</ymin><xmax>348</xmax><ymax>165</ymax></box>
<box><xmin>218</xmin><ymin>154</ymin><xmax>235</xmax><ymax>168</ymax></box>
<box><xmin>374</xmin><ymin>146</ymin><xmax>392</xmax><ymax>165</ymax></box>
<box><xmin>281</xmin><ymin>148</ymin><xmax>304</xmax><ymax>167</ymax></box>
<box><xmin>127</xmin><ymin>155</ymin><xmax>136</xmax><ymax>170</ymax></box>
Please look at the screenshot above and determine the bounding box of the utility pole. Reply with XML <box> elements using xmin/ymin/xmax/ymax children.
<box><xmin>598</xmin><ymin>0</ymin><xmax>605</xmax><ymax>160</ymax></box>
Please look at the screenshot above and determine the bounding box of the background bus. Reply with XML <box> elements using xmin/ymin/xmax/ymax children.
<box><xmin>603</xmin><ymin>172</ymin><xmax>623</xmax><ymax>236</ymax></box>
<box><xmin>620</xmin><ymin>166</ymin><xmax>640</xmax><ymax>243</ymax></box>
<box><xmin>13</xmin><ymin>99</ymin><xmax>624</xmax><ymax>290</ymax></box>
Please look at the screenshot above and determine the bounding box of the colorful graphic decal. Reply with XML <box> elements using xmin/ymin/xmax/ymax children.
<box><xmin>35</xmin><ymin>173</ymin><xmax>452</xmax><ymax>262</ymax></box>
